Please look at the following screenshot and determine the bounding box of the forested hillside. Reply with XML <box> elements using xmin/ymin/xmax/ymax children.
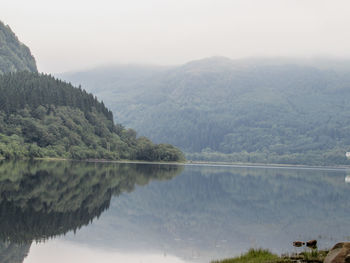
<box><xmin>0</xmin><ymin>21</ymin><xmax>37</xmax><ymax>74</ymax></box>
<box><xmin>0</xmin><ymin>21</ymin><xmax>183</xmax><ymax>161</ymax></box>
<box><xmin>61</xmin><ymin>57</ymin><xmax>350</xmax><ymax>165</ymax></box>
<box><xmin>0</xmin><ymin>72</ymin><xmax>184</xmax><ymax>161</ymax></box>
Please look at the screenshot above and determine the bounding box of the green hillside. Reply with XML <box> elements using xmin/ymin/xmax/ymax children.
<box><xmin>0</xmin><ymin>72</ymin><xmax>184</xmax><ymax>161</ymax></box>
<box><xmin>0</xmin><ymin>21</ymin><xmax>183</xmax><ymax>161</ymax></box>
<box><xmin>0</xmin><ymin>21</ymin><xmax>37</xmax><ymax>74</ymax></box>
<box><xmin>61</xmin><ymin>57</ymin><xmax>350</xmax><ymax>165</ymax></box>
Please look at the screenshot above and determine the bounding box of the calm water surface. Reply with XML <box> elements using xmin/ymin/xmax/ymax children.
<box><xmin>0</xmin><ymin>160</ymin><xmax>349</xmax><ymax>263</ymax></box>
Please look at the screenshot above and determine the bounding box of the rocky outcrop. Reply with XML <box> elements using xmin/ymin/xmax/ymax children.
<box><xmin>0</xmin><ymin>21</ymin><xmax>37</xmax><ymax>74</ymax></box>
<box><xmin>324</xmin><ymin>242</ymin><xmax>350</xmax><ymax>263</ymax></box>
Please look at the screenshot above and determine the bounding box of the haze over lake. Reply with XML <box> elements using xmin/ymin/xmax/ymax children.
<box><xmin>2</xmin><ymin>1</ymin><xmax>350</xmax><ymax>262</ymax></box>
<box><xmin>1</xmin><ymin>161</ymin><xmax>349</xmax><ymax>263</ymax></box>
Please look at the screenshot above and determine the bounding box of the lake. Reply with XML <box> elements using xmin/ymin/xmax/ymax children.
<box><xmin>0</xmin><ymin>160</ymin><xmax>349</xmax><ymax>263</ymax></box>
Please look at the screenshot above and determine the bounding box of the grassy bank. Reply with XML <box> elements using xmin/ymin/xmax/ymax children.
<box><xmin>211</xmin><ymin>248</ymin><xmax>329</xmax><ymax>263</ymax></box>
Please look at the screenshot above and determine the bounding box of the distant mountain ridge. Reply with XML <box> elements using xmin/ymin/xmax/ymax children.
<box><xmin>60</xmin><ymin>57</ymin><xmax>350</xmax><ymax>165</ymax></box>
<box><xmin>0</xmin><ymin>21</ymin><xmax>37</xmax><ymax>74</ymax></box>
<box><xmin>0</xmin><ymin>21</ymin><xmax>184</xmax><ymax>161</ymax></box>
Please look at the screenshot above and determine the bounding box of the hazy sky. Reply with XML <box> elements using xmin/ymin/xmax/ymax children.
<box><xmin>2</xmin><ymin>0</ymin><xmax>350</xmax><ymax>73</ymax></box>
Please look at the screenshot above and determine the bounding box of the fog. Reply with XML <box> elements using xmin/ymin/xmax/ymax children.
<box><xmin>1</xmin><ymin>0</ymin><xmax>349</xmax><ymax>73</ymax></box>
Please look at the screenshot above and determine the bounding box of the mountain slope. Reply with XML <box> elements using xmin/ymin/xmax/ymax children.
<box><xmin>0</xmin><ymin>72</ymin><xmax>184</xmax><ymax>161</ymax></box>
<box><xmin>0</xmin><ymin>21</ymin><xmax>183</xmax><ymax>161</ymax></box>
<box><xmin>0</xmin><ymin>21</ymin><xmax>37</xmax><ymax>74</ymax></box>
<box><xmin>61</xmin><ymin>57</ymin><xmax>350</xmax><ymax>165</ymax></box>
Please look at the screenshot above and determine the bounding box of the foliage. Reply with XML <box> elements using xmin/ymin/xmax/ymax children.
<box><xmin>211</xmin><ymin>248</ymin><xmax>279</xmax><ymax>263</ymax></box>
<box><xmin>0</xmin><ymin>72</ymin><xmax>184</xmax><ymax>161</ymax></box>
<box><xmin>0</xmin><ymin>21</ymin><xmax>37</xmax><ymax>74</ymax></box>
<box><xmin>211</xmin><ymin>248</ymin><xmax>329</xmax><ymax>263</ymax></box>
<box><xmin>61</xmin><ymin>57</ymin><xmax>350</xmax><ymax>165</ymax></box>
<box><xmin>186</xmin><ymin>148</ymin><xmax>349</xmax><ymax>166</ymax></box>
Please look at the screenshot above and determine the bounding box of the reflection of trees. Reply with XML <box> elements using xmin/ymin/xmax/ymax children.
<box><xmin>0</xmin><ymin>242</ymin><xmax>31</xmax><ymax>263</ymax></box>
<box><xmin>0</xmin><ymin>160</ymin><xmax>183</xmax><ymax>244</ymax></box>
<box><xmin>100</xmin><ymin>166</ymin><xmax>350</xmax><ymax>261</ymax></box>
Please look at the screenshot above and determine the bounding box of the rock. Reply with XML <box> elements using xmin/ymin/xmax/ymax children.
<box><xmin>293</xmin><ymin>241</ymin><xmax>305</xmax><ymax>247</ymax></box>
<box><xmin>324</xmin><ymin>242</ymin><xmax>350</xmax><ymax>263</ymax></box>
<box><xmin>306</xmin><ymin>239</ymin><xmax>317</xmax><ymax>249</ymax></box>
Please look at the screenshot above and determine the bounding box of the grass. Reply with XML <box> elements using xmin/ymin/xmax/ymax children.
<box><xmin>299</xmin><ymin>249</ymin><xmax>328</xmax><ymax>262</ymax></box>
<box><xmin>211</xmin><ymin>248</ymin><xmax>329</xmax><ymax>263</ymax></box>
<box><xmin>211</xmin><ymin>248</ymin><xmax>279</xmax><ymax>263</ymax></box>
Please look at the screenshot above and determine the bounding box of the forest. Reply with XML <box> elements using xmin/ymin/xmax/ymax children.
<box><xmin>61</xmin><ymin>57</ymin><xmax>350</xmax><ymax>165</ymax></box>
<box><xmin>0</xmin><ymin>72</ymin><xmax>184</xmax><ymax>161</ymax></box>
<box><xmin>0</xmin><ymin>20</ymin><xmax>184</xmax><ymax>162</ymax></box>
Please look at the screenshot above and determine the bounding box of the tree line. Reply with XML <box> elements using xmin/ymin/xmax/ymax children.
<box><xmin>0</xmin><ymin>72</ymin><xmax>185</xmax><ymax>161</ymax></box>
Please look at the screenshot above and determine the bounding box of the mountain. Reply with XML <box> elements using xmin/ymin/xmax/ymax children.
<box><xmin>0</xmin><ymin>72</ymin><xmax>184</xmax><ymax>161</ymax></box>
<box><xmin>0</xmin><ymin>21</ymin><xmax>37</xmax><ymax>74</ymax></box>
<box><xmin>60</xmin><ymin>57</ymin><xmax>350</xmax><ymax>165</ymax></box>
<box><xmin>0</xmin><ymin>22</ymin><xmax>183</xmax><ymax>161</ymax></box>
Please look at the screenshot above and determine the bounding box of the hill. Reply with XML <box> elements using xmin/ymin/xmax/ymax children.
<box><xmin>60</xmin><ymin>57</ymin><xmax>350</xmax><ymax>165</ymax></box>
<box><xmin>0</xmin><ymin>21</ymin><xmax>183</xmax><ymax>161</ymax></box>
<box><xmin>0</xmin><ymin>72</ymin><xmax>184</xmax><ymax>161</ymax></box>
<box><xmin>0</xmin><ymin>21</ymin><xmax>37</xmax><ymax>74</ymax></box>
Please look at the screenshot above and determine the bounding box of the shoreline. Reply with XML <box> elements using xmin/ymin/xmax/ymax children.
<box><xmin>211</xmin><ymin>248</ymin><xmax>330</xmax><ymax>263</ymax></box>
<box><xmin>185</xmin><ymin>160</ymin><xmax>350</xmax><ymax>171</ymax></box>
<box><xmin>3</xmin><ymin>157</ymin><xmax>349</xmax><ymax>171</ymax></box>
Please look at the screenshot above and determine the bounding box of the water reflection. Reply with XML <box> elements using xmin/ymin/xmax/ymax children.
<box><xmin>0</xmin><ymin>160</ymin><xmax>183</xmax><ymax>262</ymax></box>
<box><xmin>346</xmin><ymin>175</ymin><xmax>350</xmax><ymax>183</ymax></box>
<box><xmin>25</xmin><ymin>240</ymin><xmax>188</xmax><ymax>263</ymax></box>
<box><xmin>66</xmin><ymin>165</ymin><xmax>350</xmax><ymax>262</ymax></box>
<box><xmin>1</xmin><ymin>161</ymin><xmax>350</xmax><ymax>263</ymax></box>
<box><xmin>0</xmin><ymin>242</ymin><xmax>30</xmax><ymax>263</ymax></box>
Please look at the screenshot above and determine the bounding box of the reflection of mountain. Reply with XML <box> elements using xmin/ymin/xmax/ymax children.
<box><xmin>0</xmin><ymin>160</ymin><xmax>183</xmax><ymax>262</ymax></box>
<box><xmin>71</xmin><ymin>166</ymin><xmax>350</xmax><ymax>262</ymax></box>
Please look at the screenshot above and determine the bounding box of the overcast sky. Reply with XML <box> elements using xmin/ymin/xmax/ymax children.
<box><xmin>2</xmin><ymin>0</ymin><xmax>350</xmax><ymax>73</ymax></box>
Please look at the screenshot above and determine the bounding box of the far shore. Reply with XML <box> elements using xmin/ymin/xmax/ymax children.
<box><xmin>185</xmin><ymin>160</ymin><xmax>350</xmax><ymax>171</ymax></box>
<box><xmin>2</xmin><ymin>156</ymin><xmax>349</xmax><ymax>171</ymax></box>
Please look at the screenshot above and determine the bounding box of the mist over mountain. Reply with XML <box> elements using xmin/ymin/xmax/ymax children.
<box><xmin>0</xmin><ymin>21</ymin><xmax>183</xmax><ymax>162</ymax></box>
<box><xmin>0</xmin><ymin>21</ymin><xmax>37</xmax><ymax>74</ymax></box>
<box><xmin>60</xmin><ymin>57</ymin><xmax>350</xmax><ymax>165</ymax></box>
